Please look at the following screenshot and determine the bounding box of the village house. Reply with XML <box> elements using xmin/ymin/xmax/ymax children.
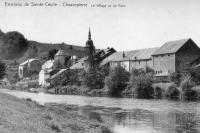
<box><xmin>101</xmin><ymin>48</ymin><xmax>158</xmax><ymax>71</ymax></box>
<box><xmin>152</xmin><ymin>38</ymin><xmax>200</xmax><ymax>79</ymax></box>
<box><xmin>39</xmin><ymin>49</ymin><xmax>78</xmax><ymax>87</ymax></box>
<box><xmin>39</xmin><ymin>59</ymin><xmax>55</xmax><ymax>86</ymax></box>
<box><xmin>18</xmin><ymin>58</ymin><xmax>41</xmax><ymax>78</ymax></box>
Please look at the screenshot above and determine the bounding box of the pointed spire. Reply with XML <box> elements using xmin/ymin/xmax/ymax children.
<box><xmin>88</xmin><ymin>28</ymin><xmax>91</xmax><ymax>40</ymax></box>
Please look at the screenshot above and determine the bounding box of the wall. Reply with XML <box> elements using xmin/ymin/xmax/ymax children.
<box><xmin>153</xmin><ymin>54</ymin><xmax>175</xmax><ymax>75</ymax></box>
<box><xmin>176</xmin><ymin>41</ymin><xmax>200</xmax><ymax>72</ymax></box>
<box><xmin>130</xmin><ymin>59</ymin><xmax>153</xmax><ymax>70</ymax></box>
<box><xmin>110</xmin><ymin>61</ymin><xmax>129</xmax><ymax>71</ymax></box>
<box><xmin>54</xmin><ymin>55</ymin><xmax>66</xmax><ymax>69</ymax></box>
<box><xmin>29</xmin><ymin>60</ymin><xmax>41</xmax><ymax>74</ymax></box>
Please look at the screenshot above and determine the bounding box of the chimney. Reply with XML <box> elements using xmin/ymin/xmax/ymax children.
<box><xmin>122</xmin><ymin>52</ymin><xmax>125</xmax><ymax>58</ymax></box>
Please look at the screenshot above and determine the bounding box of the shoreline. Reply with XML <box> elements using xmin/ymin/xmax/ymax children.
<box><xmin>0</xmin><ymin>91</ymin><xmax>112</xmax><ymax>133</ymax></box>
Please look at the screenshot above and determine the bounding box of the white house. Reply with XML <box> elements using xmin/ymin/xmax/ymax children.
<box><xmin>39</xmin><ymin>60</ymin><xmax>55</xmax><ymax>86</ymax></box>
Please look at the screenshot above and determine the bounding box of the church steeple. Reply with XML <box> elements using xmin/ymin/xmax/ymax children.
<box><xmin>85</xmin><ymin>28</ymin><xmax>95</xmax><ymax>71</ymax></box>
<box><xmin>88</xmin><ymin>28</ymin><xmax>91</xmax><ymax>40</ymax></box>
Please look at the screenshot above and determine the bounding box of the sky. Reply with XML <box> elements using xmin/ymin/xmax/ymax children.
<box><xmin>0</xmin><ymin>0</ymin><xmax>200</xmax><ymax>51</ymax></box>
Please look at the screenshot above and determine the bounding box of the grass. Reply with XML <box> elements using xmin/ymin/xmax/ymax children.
<box><xmin>0</xmin><ymin>92</ymin><xmax>112</xmax><ymax>133</ymax></box>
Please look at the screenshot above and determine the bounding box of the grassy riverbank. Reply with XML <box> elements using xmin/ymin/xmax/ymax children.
<box><xmin>0</xmin><ymin>91</ymin><xmax>112</xmax><ymax>133</ymax></box>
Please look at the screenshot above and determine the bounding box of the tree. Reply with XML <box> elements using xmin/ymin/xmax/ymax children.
<box><xmin>81</xmin><ymin>68</ymin><xmax>105</xmax><ymax>89</ymax></box>
<box><xmin>130</xmin><ymin>68</ymin><xmax>154</xmax><ymax>99</ymax></box>
<box><xmin>0</xmin><ymin>61</ymin><xmax>6</xmax><ymax>80</ymax></box>
<box><xmin>106</xmin><ymin>66</ymin><xmax>130</xmax><ymax>97</ymax></box>
<box><xmin>1</xmin><ymin>31</ymin><xmax>28</xmax><ymax>59</ymax></box>
<box><xmin>48</xmin><ymin>49</ymin><xmax>58</xmax><ymax>59</ymax></box>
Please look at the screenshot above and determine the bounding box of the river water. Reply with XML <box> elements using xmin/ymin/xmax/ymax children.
<box><xmin>0</xmin><ymin>89</ymin><xmax>200</xmax><ymax>133</ymax></box>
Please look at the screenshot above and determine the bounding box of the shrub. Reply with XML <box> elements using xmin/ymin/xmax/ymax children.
<box><xmin>169</xmin><ymin>72</ymin><xmax>181</xmax><ymax>86</ymax></box>
<box><xmin>80</xmin><ymin>68</ymin><xmax>105</xmax><ymax>89</ymax></box>
<box><xmin>130</xmin><ymin>68</ymin><xmax>154</xmax><ymax>99</ymax></box>
<box><xmin>180</xmin><ymin>76</ymin><xmax>197</xmax><ymax>100</ymax></box>
<box><xmin>50</xmin><ymin>70</ymin><xmax>81</xmax><ymax>87</ymax></box>
<box><xmin>106</xmin><ymin>66</ymin><xmax>130</xmax><ymax>97</ymax></box>
<box><xmin>0</xmin><ymin>60</ymin><xmax>6</xmax><ymax>80</ymax></box>
<box><xmin>188</xmin><ymin>68</ymin><xmax>200</xmax><ymax>85</ymax></box>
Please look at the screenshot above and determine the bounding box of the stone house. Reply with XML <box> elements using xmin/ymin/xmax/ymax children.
<box><xmin>103</xmin><ymin>48</ymin><xmax>158</xmax><ymax>71</ymax></box>
<box><xmin>152</xmin><ymin>38</ymin><xmax>200</xmax><ymax>78</ymax></box>
<box><xmin>18</xmin><ymin>58</ymin><xmax>41</xmax><ymax>78</ymax></box>
<box><xmin>70</xmin><ymin>47</ymin><xmax>116</xmax><ymax>70</ymax></box>
<box><xmin>39</xmin><ymin>49</ymin><xmax>77</xmax><ymax>87</ymax></box>
<box><xmin>39</xmin><ymin>60</ymin><xmax>54</xmax><ymax>86</ymax></box>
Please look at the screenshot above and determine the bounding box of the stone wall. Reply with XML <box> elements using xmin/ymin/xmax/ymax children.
<box><xmin>176</xmin><ymin>41</ymin><xmax>200</xmax><ymax>72</ymax></box>
<box><xmin>153</xmin><ymin>54</ymin><xmax>175</xmax><ymax>75</ymax></box>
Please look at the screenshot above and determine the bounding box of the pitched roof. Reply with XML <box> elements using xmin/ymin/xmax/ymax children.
<box><xmin>55</xmin><ymin>49</ymin><xmax>68</xmax><ymax>56</ymax></box>
<box><xmin>70</xmin><ymin>57</ymin><xmax>86</xmax><ymax>70</ymax></box>
<box><xmin>100</xmin><ymin>52</ymin><xmax>125</xmax><ymax>65</ymax></box>
<box><xmin>152</xmin><ymin>38</ymin><xmax>191</xmax><ymax>55</ymax></box>
<box><xmin>19</xmin><ymin>58</ymin><xmax>39</xmax><ymax>66</ymax></box>
<box><xmin>100</xmin><ymin>47</ymin><xmax>158</xmax><ymax>65</ymax></box>
<box><xmin>51</xmin><ymin>69</ymin><xmax>67</xmax><ymax>79</ymax></box>
<box><xmin>42</xmin><ymin>60</ymin><xmax>54</xmax><ymax>70</ymax></box>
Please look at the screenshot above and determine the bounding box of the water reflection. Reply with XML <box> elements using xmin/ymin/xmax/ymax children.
<box><xmin>1</xmin><ymin>89</ymin><xmax>200</xmax><ymax>133</ymax></box>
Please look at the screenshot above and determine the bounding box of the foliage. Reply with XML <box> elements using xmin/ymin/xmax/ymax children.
<box><xmin>0</xmin><ymin>60</ymin><xmax>6</xmax><ymax>80</ymax></box>
<box><xmin>48</xmin><ymin>49</ymin><xmax>58</xmax><ymax>59</ymax></box>
<box><xmin>188</xmin><ymin>67</ymin><xmax>200</xmax><ymax>85</ymax></box>
<box><xmin>180</xmin><ymin>76</ymin><xmax>197</xmax><ymax>100</ymax></box>
<box><xmin>80</xmin><ymin>68</ymin><xmax>105</xmax><ymax>89</ymax></box>
<box><xmin>180</xmin><ymin>76</ymin><xmax>196</xmax><ymax>92</ymax></box>
<box><xmin>130</xmin><ymin>68</ymin><xmax>154</xmax><ymax>99</ymax></box>
<box><xmin>169</xmin><ymin>72</ymin><xmax>182</xmax><ymax>86</ymax></box>
<box><xmin>106</xmin><ymin>66</ymin><xmax>130</xmax><ymax>97</ymax></box>
<box><xmin>1</xmin><ymin>31</ymin><xmax>28</xmax><ymax>59</ymax></box>
<box><xmin>50</xmin><ymin>70</ymin><xmax>81</xmax><ymax>87</ymax></box>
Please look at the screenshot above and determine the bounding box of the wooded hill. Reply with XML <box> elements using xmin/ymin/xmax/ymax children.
<box><xmin>0</xmin><ymin>29</ymin><xmax>86</xmax><ymax>64</ymax></box>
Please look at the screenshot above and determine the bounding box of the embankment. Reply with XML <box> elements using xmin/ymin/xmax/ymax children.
<box><xmin>0</xmin><ymin>91</ymin><xmax>112</xmax><ymax>133</ymax></box>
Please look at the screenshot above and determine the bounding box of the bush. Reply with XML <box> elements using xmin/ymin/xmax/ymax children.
<box><xmin>188</xmin><ymin>68</ymin><xmax>200</xmax><ymax>85</ymax></box>
<box><xmin>130</xmin><ymin>68</ymin><xmax>154</xmax><ymax>99</ymax></box>
<box><xmin>81</xmin><ymin>68</ymin><xmax>105</xmax><ymax>89</ymax></box>
<box><xmin>170</xmin><ymin>72</ymin><xmax>181</xmax><ymax>86</ymax></box>
<box><xmin>106</xmin><ymin>66</ymin><xmax>130</xmax><ymax>97</ymax></box>
<box><xmin>0</xmin><ymin>60</ymin><xmax>6</xmax><ymax>80</ymax></box>
<box><xmin>180</xmin><ymin>76</ymin><xmax>197</xmax><ymax>100</ymax></box>
<box><xmin>50</xmin><ymin>70</ymin><xmax>81</xmax><ymax>87</ymax></box>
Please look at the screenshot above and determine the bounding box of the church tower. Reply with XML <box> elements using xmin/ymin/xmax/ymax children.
<box><xmin>85</xmin><ymin>28</ymin><xmax>96</xmax><ymax>70</ymax></box>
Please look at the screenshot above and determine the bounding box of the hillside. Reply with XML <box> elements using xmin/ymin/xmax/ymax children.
<box><xmin>0</xmin><ymin>30</ymin><xmax>86</xmax><ymax>64</ymax></box>
<box><xmin>28</xmin><ymin>41</ymin><xmax>86</xmax><ymax>61</ymax></box>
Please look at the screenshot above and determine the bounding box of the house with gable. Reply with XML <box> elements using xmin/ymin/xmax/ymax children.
<box><xmin>18</xmin><ymin>58</ymin><xmax>41</xmax><ymax>78</ymax></box>
<box><xmin>103</xmin><ymin>48</ymin><xmax>158</xmax><ymax>71</ymax></box>
<box><xmin>152</xmin><ymin>38</ymin><xmax>200</xmax><ymax>78</ymax></box>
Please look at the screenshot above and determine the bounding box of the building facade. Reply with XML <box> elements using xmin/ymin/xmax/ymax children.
<box><xmin>152</xmin><ymin>38</ymin><xmax>200</xmax><ymax>77</ymax></box>
<box><xmin>107</xmin><ymin>48</ymin><xmax>158</xmax><ymax>71</ymax></box>
<box><xmin>18</xmin><ymin>58</ymin><xmax>41</xmax><ymax>78</ymax></box>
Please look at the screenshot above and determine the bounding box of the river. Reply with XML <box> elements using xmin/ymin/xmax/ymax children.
<box><xmin>0</xmin><ymin>89</ymin><xmax>200</xmax><ymax>133</ymax></box>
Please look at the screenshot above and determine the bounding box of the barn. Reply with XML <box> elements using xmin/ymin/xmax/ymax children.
<box><xmin>152</xmin><ymin>38</ymin><xmax>200</xmax><ymax>79</ymax></box>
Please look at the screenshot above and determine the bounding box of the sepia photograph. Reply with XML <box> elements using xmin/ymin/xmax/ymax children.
<box><xmin>0</xmin><ymin>0</ymin><xmax>200</xmax><ymax>133</ymax></box>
